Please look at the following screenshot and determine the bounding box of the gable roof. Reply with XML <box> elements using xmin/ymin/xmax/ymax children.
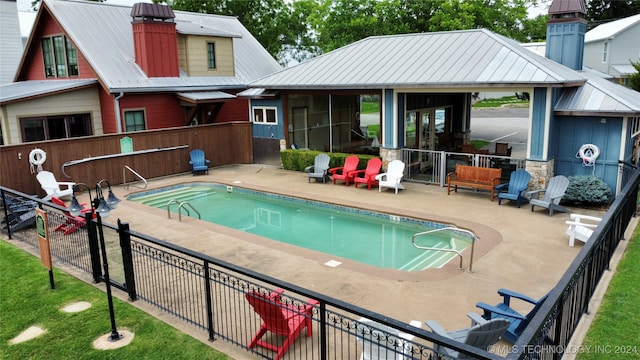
<box><xmin>585</xmin><ymin>13</ymin><xmax>640</xmax><ymax>43</ymax></box>
<box><xmin>30</xmin><ymin>0</ymin><xmax>280</xmax><ymax>93</ymax></box>
<box><xmin>249</xmin><ymin>29</ymin><xmax>585</xmax><ymax>90</ymax></box>
<box><xmin>555</xmin><ymin>72</ymin><xmax>640</xmax><ymax>116</ymax></box>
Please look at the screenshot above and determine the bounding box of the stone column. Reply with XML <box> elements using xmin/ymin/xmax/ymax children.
<box><xmin>525</xmin><ymin>159</ymin><xmax>555</xmax><ymax>191</ymax></box>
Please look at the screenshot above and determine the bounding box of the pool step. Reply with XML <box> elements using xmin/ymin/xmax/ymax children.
<box><xmin>399</xmin><ymin>239</ymin><xmax>463</xmax><ymax>271</ymax></box>
<box><xmin>133</xmin><ymin>187</ymin><xmax>216</xmax><ymax>207</ymax></box>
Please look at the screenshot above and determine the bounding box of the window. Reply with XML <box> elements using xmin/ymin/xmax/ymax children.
<box><xmin>42</xmin><ymin>35</ymin><xmax>78</xmax><ymax>78</ymax></box>
<box><xmin>253</xmin><ymin>107</ymin><xmax>277</xmax><ymax>124</ymax></box>
<box><xmin>20</xmin><ymin>114</ymin><xmax>92</xmax><ymax>142</ymax></box>
<box><xmin>602</xmin><ymin>41</ymin><xmax>608</xmax><ymax>63</ymax></box>
<box><xmin>124</xmin><ymin>110</ymin><xmax>146</xmax><ymax>132</ymax></box>
<box><xmin>207</xmin><ymin>42</ymin><xmax>216</xmax><ymax>69</ymax></box>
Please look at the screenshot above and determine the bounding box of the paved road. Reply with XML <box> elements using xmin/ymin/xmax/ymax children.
<box><xmin>470</xmin><ymin>108</ymin><xmax>529</xmax><ymax>157</ymax></box>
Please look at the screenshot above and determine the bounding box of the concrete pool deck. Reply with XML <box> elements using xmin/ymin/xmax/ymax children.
<box><xmin>109</xmin><ymin>165</ymin><xmax>606</xmax><ymax>327</ymax></box>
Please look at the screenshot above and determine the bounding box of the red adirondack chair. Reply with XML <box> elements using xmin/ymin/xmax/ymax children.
<box><xmin>51</xmin><ymin>196</ymin><xmax>94</xmax><ymax>235</ymax></box>
<box><xmin>328</xmin><ymin>155</ymin><xmax>359</xmax><ymax>185</ymax></box>
<box><xmin>245</xmin><ymin>289</ymin><xmax>319</xmax><ymax>360</ymax></box>
<box><xmin>350</xmin><ymin>158</ymin><xmax>382</xmax><ymax>189</ymax></box>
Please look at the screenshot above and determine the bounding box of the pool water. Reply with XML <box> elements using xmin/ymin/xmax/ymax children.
<box><xmin>128</xmin><ymin>184</ymin><xmax>472</xmax><ymax>271</ymax></box>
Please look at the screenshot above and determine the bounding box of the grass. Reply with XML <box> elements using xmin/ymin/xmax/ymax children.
<box><xmin>0</xmin><ymin>240</ymin><xmax>230</xmax><ymax>360</ymax></box>
<box><xmin>470</xmin><ymin>140</ymin><xmax>490</xmax><ymax>150</ymax></box>
<box><xmin>361</xmin><ymin>98</ymin><xmax>380</xmax><ymax>114</ymax></box>
<box><xmin>472</xmin><ymin>95</ymin><xmax>529</xmax><ymax>108</ymax></box>
<box><xmin>576</xmin><ymin>224</ymin><xmax>640</xmax><ymax>359</ymax></box>
<box><xmin>1</xmin><ymin>222</ymin><xmax>637</xmax><ymax>359</ymax></box>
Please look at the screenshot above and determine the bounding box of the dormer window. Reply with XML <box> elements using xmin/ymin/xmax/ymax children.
<box><xmin>207</xmin><ymin>42</ymin><xmax>216</xmax><ymax>69</ymax></box>
<box><xmin>42</xmin><ymin>35</ymin><xmax>78</xmax><ymax>78</ymax></box>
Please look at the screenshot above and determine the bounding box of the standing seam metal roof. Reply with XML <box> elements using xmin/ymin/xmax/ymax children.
<box><xmin>250</xmin><ymin>29</ymin><xmax>585</xmax><ymax>89</ymax></box>
<box><xmin>43</xmin><ymin>0</ymin><xmax>281</xmax><ymax>93</ymax></box>
<box><xmin>584</xmin><ymin>13</ymin><xmax>640</xmax><ymax>43</ymax></box>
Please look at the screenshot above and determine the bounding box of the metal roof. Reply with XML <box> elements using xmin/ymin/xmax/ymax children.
<box><xmin>585</xmin><ymin>13</ymin><xmax>640</xmax><ymax>43</ymax></box>
<box><xmin>41</xmin><ymin>0</ymin><xmax>281</xmax><ymax>93</ymax></box>
<box><xmin>0</xmin><ymin>79</ymin><xmax>97</xmax><ymax>105</ymax></box>
<box><xmin>554</xmin><ymin>72</ymin><xmax>640</xmax><ymax>116</ymax></box>
<box><xmin>237</xmin><ymin>88</ymin><xmax>278</xmax><ymax>98</ymax></box>
<box><xmin>250</xmin><ymin>29</ymin><xmax>585</xmax><ymax>90</ymax></box>
<box><xmin>176</xmin><ymin>91</ymin><xmax>236</xmax><ymax>103</ymax></box>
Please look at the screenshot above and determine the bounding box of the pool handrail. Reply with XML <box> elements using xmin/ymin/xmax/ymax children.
<box><xmin>123</xmin><ymin>165</ymin><xmax>148</xmax><ymax>190</ymax></box>
<box><xmin>178</xmin><ymin>201</ymin><xmax>200</xmax><ymax>222</ymax></box>
<box><xmin>411</xmin><ymin>227</ymin><xmax>478</xmax><ymax>273</ymax></box>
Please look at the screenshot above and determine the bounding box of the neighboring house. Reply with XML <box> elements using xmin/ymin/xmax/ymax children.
<box><xmin>583</xmin><ymin>13</ymin><xmax>640</xmax><ymax>86</ymax></box>
<box><xmin>243</xmin><ymin>0</ymin><xmax>640</xmax><ymax>196</ymax></box>
<box><xmin>0</xmin><ymin>0</ymin><xmax>24</xmax><ymax>86</ymax></box>
<box><xmin>522</xmin><ymin>13</ymin><xmax>640</xmax><ymax>86</ymax></box>
<box><xmin>0</xmin><ymin>0</ymin><xmax>281</xmax><ymax>145</ymax></box>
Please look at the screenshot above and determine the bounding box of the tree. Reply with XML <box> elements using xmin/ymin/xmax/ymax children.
<box><xmin>586</xmin><ymin>0</ymin><xmax>640</xmax><ymax>29</ymax></box>
<box><xmin>628</xmin><ymin>60</ymin><xmax>640</xmax><ymax>92</ymax></box>
<box><xmin>521</xmin><ymin>14</ymin><xmax>549</xmax><ymax>42</ymax></box>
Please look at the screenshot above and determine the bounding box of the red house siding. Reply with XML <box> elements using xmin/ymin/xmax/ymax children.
<box><xmin>99</xmin><ymin>89</ymin><xmax>117</xmax><ymax>133</ymax></box>
<box><xmin>216</xmin><ymin>98</ymin><xmax>249</xmax><ymax>123</ymax></box>
<box><xmin>19</xmin><ymin>10</ymin><xmax>95</xmax><ymax>81</ymax></box>
<box><xmin>132</xmin><ymin>22</ymin><xmax>180</xmax><ymax>77</ymax></box>
<box><xmin>120</xmin><ymin>94</ymin><xmax>184</xmax><ymax>130</ymax></box>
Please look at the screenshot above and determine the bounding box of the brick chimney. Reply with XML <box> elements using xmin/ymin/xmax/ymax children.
<box><xmin>130</xmin><ymin>3</ymin><xmax>180</xmax><ymax>77</ymax></box>
<box><xmin>546</xmin><ymin>0</ymin><xmax>587</xmax><ymax>71</ymax></box>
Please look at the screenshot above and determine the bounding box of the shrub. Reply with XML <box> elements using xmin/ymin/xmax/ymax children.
<box><xmin>563</xmin><ymin>175</ymin><xmax>613</xmax><ymax>205</ymax></box>
<box><xmin>280</xmin><ymin>149</ymin><xmax>377</xmax><ymax>172</ymax></box>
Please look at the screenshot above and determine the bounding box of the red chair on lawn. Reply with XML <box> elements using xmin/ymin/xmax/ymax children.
<box><xmin>328</xmin><ymin>155</ymin><xmax>359</xmax><ymax>185</ymax></box>
<box><xmin>51</xmin><ymin>196</ymin><xmax>94</xmax><ymax>235</ymax></box>
<box><xmin>245</xmin><ymin>289</ymin><xmax>319</xmax><ymax>360</ymax></box>
<box><xmin>350</xmin><ymin>158</ymin><xmax>382</xmax><ymax>189</ymax></box>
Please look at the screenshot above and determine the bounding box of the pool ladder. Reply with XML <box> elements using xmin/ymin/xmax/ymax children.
<box><xmin>411</xmin><ymin>227</ymin><xmax>478</xmax><ymax>273</ymax></box>
<box><xmin>167</xmin><ymin>199</ymin><xmax>201</xmax><ymax>222</ymax></box>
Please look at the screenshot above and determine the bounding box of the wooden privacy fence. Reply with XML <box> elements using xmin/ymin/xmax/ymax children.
<box><xmin>0</xmin><ymin>122</ymin><xmax>253</xmax><ymax>197</ymax></box>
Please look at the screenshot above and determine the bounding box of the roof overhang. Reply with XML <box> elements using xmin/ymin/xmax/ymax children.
<box><xmin>0</xmin><ymin>79</ymin><xmax>98</xmax><ymax>105</ymax></box>
<box><xmin>176</xmin><ymin>91</ymin><xmax>236</xmax><ymax>104</ymax></box>
<box><xmin>247</xmin><ymin>81</ymin><xmax>585</xmax><ymax>91</ymax></box>
<box><xmin>237</xmin><ymin>88</ymin><xmax>279</xmax><ymax>98</ymax></box>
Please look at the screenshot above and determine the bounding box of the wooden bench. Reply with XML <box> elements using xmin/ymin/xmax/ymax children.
<box><xmin>447</xmin><ymin>164</ymin><xmax>502</xmax><ymax>201</ymax></box>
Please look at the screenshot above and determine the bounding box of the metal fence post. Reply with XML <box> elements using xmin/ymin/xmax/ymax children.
<box><xmin>86</xmin><ymin>211</ymin><xmax>102</xmax><ymax>283</ymax></box>
<box><xmin>118</xmin><ymin>220</ymin><xmax>137</xmax><ymax>301</ymax></box>
<box><xmin>203</xmin><ymin>260</ymin><xmax>215</xmax><ymax>341</ymax></box>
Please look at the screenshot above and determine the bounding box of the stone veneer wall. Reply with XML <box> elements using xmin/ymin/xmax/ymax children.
<box><xmin>525</xmin><ymin>159</ymin><xmax>555</xmax><ymax>191</ymax></box>
<box><xmin>379</xmin><ymin>148</ymin><xmax>402</xmax><ymax>169</ymax></box>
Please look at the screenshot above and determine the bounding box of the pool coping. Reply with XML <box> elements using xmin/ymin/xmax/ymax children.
<box><xmin>124</xmin><ymin>179</ymin><xmax>502</xmax><ymax>282</ymax></box>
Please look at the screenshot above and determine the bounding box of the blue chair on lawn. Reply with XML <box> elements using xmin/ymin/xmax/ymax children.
<box><xmin>495</xmin><ymin>169</ymin><xmax>531</xmax><ymax>208</ymax></box>
<box><xmin>475</xmin><ymin>288</ymin><xmax>549</xmax><ymax>344</ymax></box>
<box><xmin>189</xmin><ymin>149</ymin><xmax>210</xmax><ymax>175</ymax></box>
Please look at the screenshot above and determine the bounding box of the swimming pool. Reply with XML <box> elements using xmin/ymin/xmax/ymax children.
<box><xmin>127</xmin><ymin>183</ymin><xmax>473</xmax><ymax>271</ymax></box>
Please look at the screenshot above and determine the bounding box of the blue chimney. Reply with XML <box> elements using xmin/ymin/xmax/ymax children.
<box><xmin>545</xmin><ymin>0</ymin><xmax>587</xmax><ymax>70</ymax></box>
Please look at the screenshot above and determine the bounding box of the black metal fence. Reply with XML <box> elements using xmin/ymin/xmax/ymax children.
<box><xmin>2</xmin><ymin>163</ymin><xmax>638</xmax><ymax>359</ymax></box>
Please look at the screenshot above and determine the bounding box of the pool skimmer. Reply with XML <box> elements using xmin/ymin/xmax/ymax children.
<box><xmin>324</xmin><ymin>260</ymin><xmax>342</xmax><ymax>268</ymax></box>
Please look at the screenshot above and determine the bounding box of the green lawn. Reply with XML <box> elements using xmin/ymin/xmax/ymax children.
<box><xmin>2</xmin><ymin>220</ymin><xmax>638</xmax><ymax>359</ymax></box>
<box><xmin>0</xmin><ymin>240</ymin><xmax>230</xmax><ymax>359</ymax></box>
<box><xmin>576</xmin><ymin>224</ymin><xmax>640</xmax><ymax>359</ymax></box>
<box><xmin>473</xmin><ymin>95</ymin><xmax>529</xmax><ymax>108</ymax></box>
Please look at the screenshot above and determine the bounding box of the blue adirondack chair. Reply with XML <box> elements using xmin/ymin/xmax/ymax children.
<box><xmin>189</xmin><ymin>149</ymin><xmax>210</xmax><ymax>175</ymax></box>
<box><xmin>475</xmin><ymin>288</ymin><xmax>549</xmax><ymax>344</ymax></box>
<box><xmin>495</xmin><ymin>169</ymin><xmax>531</xmax><ymax>207</ymax></box>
